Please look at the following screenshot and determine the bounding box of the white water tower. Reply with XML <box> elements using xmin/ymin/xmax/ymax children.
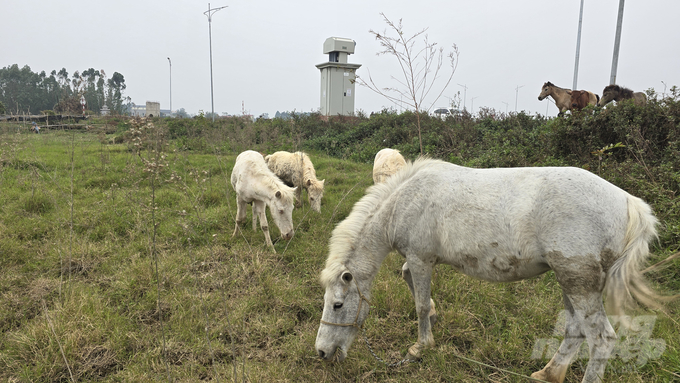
<box><xmin>316</xmin><ymin>37</ymin><xmax>362</xmax><ymax>116</ymax></box>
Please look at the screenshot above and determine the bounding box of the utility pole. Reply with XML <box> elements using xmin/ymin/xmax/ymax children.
<box><xmin>610</xmin><ymin>0</ymin><xmax>625</xmax><ymax>85</ymax></box>
<box><xmin>515</xmin><ymin>85</ymin><xmax>524</xmax><ymax>112</ymax></box>
<box><xmin>470</xmin><ymin>96</ymin><xmax>478</xmax><ymax>114</ymax></box>
<box><xmin>573</xmin><ymin>0</ymin><xmax>585</xmax><ymax>90</ymax></box>
<box><xmin>457</xmin><ymin>84</ymin><xmax>468</xmax><ymax>111</ymax></box>
<box><xmin>167</xmin><ymin>57</ymin><xmax>172</xmax><ymax>116</ymax></box>
<box><xmin>502</xmin><ymin>102</ymin><xmax>509</xmax><ymax>114</ymax></box>
<box><xmin>204</xmin><ymin>3</ymin><xmax>228</xmax><ymax>122</ymax></box>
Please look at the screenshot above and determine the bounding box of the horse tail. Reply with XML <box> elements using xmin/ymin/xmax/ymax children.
<box><xmin>604</xmin><ymin>194</ymin><xmax>667</xmax><ymax>318</ymax></box>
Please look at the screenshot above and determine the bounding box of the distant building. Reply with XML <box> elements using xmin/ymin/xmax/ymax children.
<box><xmin>129</xmin><ymin>102</ymin><xmax>170</xmax><ymax>117</ymax></box>
<box><xmin>146</xmin><ymin>101</ymin><xmax>160</xmax><ymax>117</ymax></box>
<box><xmin>100</xmin><ymin>104</ymin><xmax>110</xmax><ymax>116</ymax></box>
<box><xmin>316</xmin><ymin>37</ymin><xmax>361</xmax><ymax>116</ymax></box>
<box><xmin>130</xmin><ymin>104</ymin><xmax>146</xmax><ymax>117</ymax></box>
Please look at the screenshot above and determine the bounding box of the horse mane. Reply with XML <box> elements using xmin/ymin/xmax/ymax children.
<box><xmin>619</xmin><ymin>86</ymin><xmax>634</xmax><ymax>98</ymax></box>
<box><xmin>274</xmin><ymin>177</ymin><xmax>296</xmax><ymax>203</ymax></box>
<box><xmin>297</xmin><ymin>151</ymin><xmax>321</xmax><ymax>186</ymax></box>
<box><xmin>320</xmin><ymin>157</ymin><xmax>446</xmax><ymax>288</ymax></box>
<box><xmin>604</xmin><ymin>84</ymin><xmax>635</xmax><ymax>99</ymax></box>
<box><xmin>252</xmin><ymin>158</ymin><xmax>296</xmax><ymax>203</ymax></box>
<box><xmin>543</xmin><ymin>81</ymin><xmax>571</xmax><ymax>93</ymax></box>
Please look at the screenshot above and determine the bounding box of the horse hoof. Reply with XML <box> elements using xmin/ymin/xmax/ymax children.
<box><xmin>407</xmin><ymin>344</ymin><xmax>423</xmax><ymax>360</ymax></box>
<box><xmin>530</xmin><ymin>369</ymin><xmax>562</xmax><ymax>383</ymax></box>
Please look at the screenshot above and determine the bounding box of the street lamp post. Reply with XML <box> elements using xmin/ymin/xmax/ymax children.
<box><xmin>167</xmin><ymin>57</ymin><xmax>172</xmax><ymax>116</ymax></box>
<box><xmin>609</xmin><ymin>0</ymin><xmax>625</xmax><ymax>85</ymax></box>
<box><xmin>515</xmin><ymin>85</ymin><xmax>524</xmax><ymax>112</ymax></box>
<box><xmin>204</xmin><ymin>3</ymin><xmax>227</xmax><ymax>122</ymax></box>
<box><xmin>457</xmin><ymin>83</ymin><xmax>468</xmax><ymax>111</ymax></box>
<box><xmin>573</xmin><ymin>0</ymin><xmax>585</xmax><ymax>90</ymax></box>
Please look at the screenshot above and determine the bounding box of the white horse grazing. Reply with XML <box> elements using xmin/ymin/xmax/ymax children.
<box><xmin>372</xmin><ymin>148</ymin><xmax>406</xmax><ymax>184</ymax></box>
<box><xmin>265</xmin><ymin>151</ymin><xmax>325</xmax><ymax>213</ymax></box>
<box><xmin>230</xmin><ymin>150</ymin><xmax>297</xmax><ymax>251</ymax></box>
<box><xmin>315</xmin><ymin>158</ymin><xmax>666</xmax><ymax>383</ymax></box>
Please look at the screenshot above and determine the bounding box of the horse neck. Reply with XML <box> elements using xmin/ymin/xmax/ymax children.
<box><xmin>251</xmin><ymin>173</ymin><xmax>282</xmax><ymax>204</ymax></box>
<box><xmin>551</xmin><ymin>86</ymin><xmax>571</xmax><ymax>103</ymax></box>
<box><xmin>303</xmin><ymin>165</ymin><xmax>317</xmax><ymax>183</ymax></box>
<box><xmin>344</xmin><ymin>209</ymin><xmax>394</xmax><ymax>289</ymax></box>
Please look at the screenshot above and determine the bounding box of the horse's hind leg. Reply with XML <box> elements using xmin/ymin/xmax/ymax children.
<box><xmin>251</xmin><ymin>202</ymin><xmax>258</xmax><ymax>231</ymax></box>
<box><xmin>575</xmin><ymin>293</ymin><xmax>616</xmax><ymax>383</ymax></box>
<box><xmin>402</xmin><ymin>262</ymin><xmax>437</xmax><ymax>326</ymax></box>
<box><xmin>531</xmin><ymin>293</ymin><xmax>586</xmax><ymax>383</ymax></box>
<box><xmin>533</xmin><ymin>291</ymin><xmax>616</xmax><ymax>383</ymax></box>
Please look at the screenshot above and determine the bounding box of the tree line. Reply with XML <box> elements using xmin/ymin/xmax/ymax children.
<box><xmin>0</xmin><ymin>64</ymin><xmax>127</xmax><ymax>115</ymax></box>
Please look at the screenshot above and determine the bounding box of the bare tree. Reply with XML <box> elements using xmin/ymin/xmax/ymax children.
<box><xmin>356</xmin><ymin>13</ymin><xmax>459</xmax><ymax>154</ymax></box>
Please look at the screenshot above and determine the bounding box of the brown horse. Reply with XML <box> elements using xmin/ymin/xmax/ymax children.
<box><xmin>538</xmin><ymin>82</ymin><xmax>598</xmax><ymax>115</ymax></box>
<box><xmin>598</xmin><ymin>85</ymin><xmax>647</xmax><ymax>106</ymax></box>
<box><xmin>571</xmin><ymin>90</ymin><xmax>600</xmax><ymax>111</ymax></box>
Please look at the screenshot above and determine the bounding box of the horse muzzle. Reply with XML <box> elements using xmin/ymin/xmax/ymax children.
<box><xmin>316</xmin><ymin>346</ymin><xmax>346</xmax><ymax>362</ymax></box>
<box><xmin>281</xmin><ymin>230</ymin><xmax>294</xmax><ymax>241</ymax></box>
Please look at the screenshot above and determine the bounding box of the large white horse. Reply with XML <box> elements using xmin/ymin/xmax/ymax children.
<box><xmin>315</xmin><ymin>158</ymin><xmax>664</xmax><ymax>383</ymax></box>
<box><xmin>230</xmin><ymin>150</ymin><xmax>297</xmax><ymax>251</ymax></box>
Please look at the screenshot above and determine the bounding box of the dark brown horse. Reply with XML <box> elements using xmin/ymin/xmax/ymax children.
<box><xmin>571</xmin><ymin>90</ymin><xmax>600</xmax><ymax>111</ymax></box>
<box><xmin>598</xmin><ymin>85</ymin><xmax>647</xmax><ymax>106</ymax></box>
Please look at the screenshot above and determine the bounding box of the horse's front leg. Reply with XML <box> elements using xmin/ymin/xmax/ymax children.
<box><xmin>232</xmin><ymin>198</ymin><xmax>248</xmax><ymax>237</ymax></box>
<box><xmin>253</xmin><ymin>200</ymin><xmax>275</xmax><ymax>251</ymax></box>
<box><xmin>402</xmin><ymin>257</ymin><xmax>435</xmax><ymax>360</ymax></box>
<box><xmin>402</xmin><ymin>262</ymin><xmax>437</xmax><ymax>327</ymax></box>
<box><xmin>295</xmin><ymin>184</ymin><xmax>303</xmax><ymax>208</ymax></box>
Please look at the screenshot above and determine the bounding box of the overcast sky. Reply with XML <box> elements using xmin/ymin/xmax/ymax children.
<box><xmin>3</xmin><ymin>0</ymin><xmax>679</xmax><ymax>117</ymax></box>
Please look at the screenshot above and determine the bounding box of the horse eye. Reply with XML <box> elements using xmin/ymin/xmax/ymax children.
<box><xmin>333</xmin><ymin>303</ymin><xmax>343</xmax><ymax>310</ymax></box>
<box><xmin>310</xmin><ymin>197</ymin><xmax>315</xmax><ymax>201</ymax></box>
<box><xmin>279</xmin><ymin>210</ymin><xmax>284</xmax><ymax>214</ymax></box>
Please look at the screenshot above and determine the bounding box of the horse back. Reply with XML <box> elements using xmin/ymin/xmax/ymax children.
<box><xmin>383</xmin><ymin>163</ymin><xmax>632</xmax><ymax>282</ymax></box>
<box><xmin>232</xmin><ymin>150</ymin><xmax>292</xmax><ymax>202</ymax></box>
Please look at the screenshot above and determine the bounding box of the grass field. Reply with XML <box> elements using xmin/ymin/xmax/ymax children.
<box><xmin>0</xmin><ymin>128</ymin><xmax>678</xmax><ymax>382</ymax></box>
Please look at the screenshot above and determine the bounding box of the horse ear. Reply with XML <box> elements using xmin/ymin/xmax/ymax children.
<box><xmin>341</xmin><ymin>271</ymin><xmax>353</xmax><ymax>284</ymax></box>
<box><xmin>275</xmin><ymin>190</ymin><xmax>282</xmax><ymax>199</ymax></box>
